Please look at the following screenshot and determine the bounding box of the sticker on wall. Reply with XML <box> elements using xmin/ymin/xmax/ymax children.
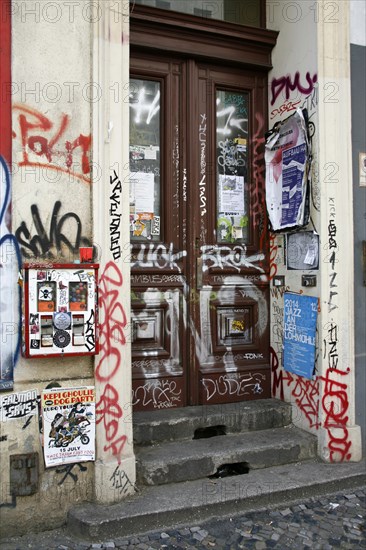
<box><xmin>265</xmin><ymin>109</ymin><xmax>311</xmax><ymax>232</ymax></box>
<box><xmin>219</xmin><ymin>175</ymin><xmax>245</xmax><ymax>213</ymax></box>
<box><xmin>42</xmin><ymin>386</ymin><xmax>95</xmax><ymax>467</ymax></box>
<box><xmin>286</xmin><ymin>231</ymin><xmax>319</xmax><ymax>270</ymax></box>
<box><xmin>0</xmin><ymin>389</ymin><xmax>38</xmax><ymax>422</ymax></box>
<box><xmin>151</xmin><ymin>215</ymin><xmax>160</xmax><ymax>236</ymax></box>
<box><xmin>217</xmin><ymin>213</ymin><xmax>248</xmax><ymax>243</ymax></box>
<box><xmin>130</xmin><ymin>171</ymin><xmax>155</xmax><ymax>213</ymax></box>
<box><xmin>283</xmin><ymin>293</ymin><xmax>318</xmax><ymax>379</ymax></box>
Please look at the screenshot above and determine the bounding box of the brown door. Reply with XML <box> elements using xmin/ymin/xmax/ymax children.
<box><xmin>129</xmin><ymin>12</ymin><xmax>274</xmax><ymax>411</ymax></box>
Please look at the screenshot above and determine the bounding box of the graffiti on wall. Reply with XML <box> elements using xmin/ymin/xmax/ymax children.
<box><xmin>15</xmin><ymin>201</ymin><xmax>92</xmax><ymax>260</ymax></box>
<box><xmin>199</xmin><ymin>113</ymin><xmax>207</xmax><ymax>217</ymax></box>
<box><xmin>110</xmin><ymin>169</ymin><xmax>122</xmax><ymax>261</ymax></box>
<box><xmin>270</xmin><ymin>72</ymin><xmax>318</xmax><ymax>106</ymax></box>
<box><xmin>321</xmin><ymin>365</ymin><xmax>352</xmax><ymax>462</ymax></box>
<box><xmin>95</xmin><ymin>262</ymin><xmax>128</xmax><ymax>463</ymax></box>
<box><xmin>271</xmin><ymin>346</ymin><xmax>320</xmax><ymax>429</ymax></box>
<box><xmin>0</xmin><ymin>156</ymin><xmax>21</xmax><ymax>390</ymax></box>
<box><xmin>12</xmin><ymin>104</ymin><xmax>91</xmax><ymax>183</ymax></box>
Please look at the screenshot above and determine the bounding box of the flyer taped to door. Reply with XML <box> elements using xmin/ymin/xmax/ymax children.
<box><xmin>42</xmin><ymin>386</ymin><xmax>95</xmax><ymax>467</ymax></box>
<box><xmin>265</xmin><ymin>109</ymin><xmax>311</xmax><ymax>232</ymax></box>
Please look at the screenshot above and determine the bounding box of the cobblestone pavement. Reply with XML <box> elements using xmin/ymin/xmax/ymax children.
<box><xmin>1</xmin><ymin>487</ymin><xmax>365</xmax><ymax>550</ymax></box>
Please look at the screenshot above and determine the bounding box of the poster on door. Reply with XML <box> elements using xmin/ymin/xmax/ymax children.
<box><xmin>283</xmin><ymin>293</ymin><xmax>318</xmax><ymax>379</ymax></box>
<box><xmin>265</xmin><ymin>109</ymin><xmax>311</xmax><ymax>231</ymax></box>
<box><xmin>42</xmin><ymin>386</ymin><xmax>95</xmax><ymax>467</ymax></box>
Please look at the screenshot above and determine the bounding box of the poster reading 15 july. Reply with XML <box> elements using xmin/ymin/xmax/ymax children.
<box><xmin>283</xmin><ymin>293</ymin><xmax>318</xmax><ymax>379</ymax></box>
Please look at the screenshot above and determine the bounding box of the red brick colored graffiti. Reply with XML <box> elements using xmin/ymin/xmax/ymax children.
<box><xmin>291</xmin><ymin>376</ymin><xmax>320</xmax><ymax>429</ymax></box>
<box><xmin>95</xmin><ymin>383</ymin><xmax>127</xmax><ymax>462</ymax></box>
<box><xmin>270</xmin><ymin>345</ymin><xmax>291</xmax><ymax>401</ymax></box>
<box><xmin>12</xmin><ymin>103</ymin><xmax>91</xmax><ymax>183</ymax></box>
<box><xmin>95</xmin><ymin>261</ymin><xmax>127</xmax><ymax>383</ymax></box>
<box><xmin>252</xmin><ymin>113</ymin><xmax>268</xmax><ymax>265</ymax></box>
<box><xmin>270</xmin><ymin>72</ymin><xmax>318</xmax><ymax>106</ymax></box>
<box><xmin>271</xmin><ymin>346</ymin><xmax>320</xmax><ymax>429</ymax></box>
<box><xmin>321</xmin><ymin>367</ymin><xmax>352</xmax><ymax>462</ymax></box>
<box><xmin>269</xmin><ymin>232</ymin><xmax>278</xmax><ymax>281</ymax></box>
<box><xmin>95</xmin><ymin>261</ymin><xmax>128</xmax><ymax>463</ymax></box>
<box><xmin>270</xmin><ymin>99</ymin><xmax>302</xmax><ymax>119</ymax></box>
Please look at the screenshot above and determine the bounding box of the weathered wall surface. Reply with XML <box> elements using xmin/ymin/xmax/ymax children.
<box><xmin>267</xmin><ymin>0</ymin><xmax>321</xmax><ymax>434</ymax></box>
<box><xmin>1</xmin><ymin>0</ymin><xmax>134</xmax><ymax>536</ymax></box>
<box><xmin>1</xmin><ymin>0</ymin><xmax>94</xmax><ymax>536</ymax></box>
<box><xmin>267</xmin><ymin>0</ymin><xmax>362</xmax><ymax>462</ymax></box>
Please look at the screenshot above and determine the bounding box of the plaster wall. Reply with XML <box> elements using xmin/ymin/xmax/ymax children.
<box><xmin>1</xmin><ymin>1</ymin><xmax>94</xmax><ymax>536</ymax></box>
<box><xmin>267</xmin><ymin>0</ymin><xmax>362</xmax><ymax>462</ymax></box>
<box><xmin>266</xmin><ymin>0</ymin><xmax>320</xmax><ymax>434</ymax></box>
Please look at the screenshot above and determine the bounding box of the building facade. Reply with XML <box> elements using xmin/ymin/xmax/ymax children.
<box><xmin>0</xmin><ymin>0</ymin><xmax>364</xmax><ymax>536</ymax></box>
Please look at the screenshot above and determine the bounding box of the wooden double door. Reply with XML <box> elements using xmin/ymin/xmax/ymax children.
<box><xmin>129</xmin><ymin>8</ymin><xmax>275</xmax><ymax>411</ymax></box>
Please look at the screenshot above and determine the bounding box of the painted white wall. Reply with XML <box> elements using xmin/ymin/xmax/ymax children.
<box><xmin>350</xmin><ymin>0</ymin><xmax>366</xmax><ymax>46</ymax></box>
<box><xmin>267</xmin><ymin>1</ymin><xmax>320</xmax><ymax>435</ymax></box>
<box><xmin>267</xmin><ymin>0</ymin><xmax>362</xmax><ymax>462</ymax></box>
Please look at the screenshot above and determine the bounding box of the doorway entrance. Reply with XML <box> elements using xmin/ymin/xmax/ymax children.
<box><xmin>129</xmin><ymin>5</ymin><xmax>277</xmax><ymax>410</ymax></box>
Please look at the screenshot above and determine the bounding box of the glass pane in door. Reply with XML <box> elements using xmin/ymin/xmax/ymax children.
<box><xmin>129</xmin><ymin>78</ymin><xmax>161</xmax><ymax>241</ymax></box>
<box><xmin>216</xmin><ymin>89</ymin><xmax>250</xmax><ymax>244</ymax></box>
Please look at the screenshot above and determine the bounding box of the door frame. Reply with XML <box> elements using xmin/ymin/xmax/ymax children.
<box><xmin>130</xmin><ymin>4</ymin><xmax>278</xmax><ymax>409</ymax></box>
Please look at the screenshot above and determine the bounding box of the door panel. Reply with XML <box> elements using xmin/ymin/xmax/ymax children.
<box><xmin>191</xmin><ymin>64</ymin><xmax>270</xmax><ymax>404</ymax></box>
<box><xmin>130</xmin><ymin>56</ymin><xmax>189</xmax><ymax>410</ymax></box>
<box><xmin>130</xmin><ymin>53</ymin><xmax>270</xmax><ymax>410</ymax></box>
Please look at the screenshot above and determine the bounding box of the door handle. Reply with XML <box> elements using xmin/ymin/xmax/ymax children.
<box><xmin>196</xmin><ymin>257</ymin><xmax>203</xmax><ymax>289</ymax></box>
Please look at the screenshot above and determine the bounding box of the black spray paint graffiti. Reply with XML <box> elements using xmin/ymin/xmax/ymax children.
<box><xmin>15</xmin><ymin>201</ymin><xmax>92</xmax><ymax>259</ymax></box>
<box><xmin>323</xmin><ymin>321</ymin><xmax>339</xmax><ymax>371</ymax></box>
<box><xmin>110</xmin><ymin>465</ymin><xmax>135</xmax><ymax>495</ymax></box>
<box><xmin>110</xmin><ymin>169</ymin><xmax>122</xmax><ymax>260</ymax></box>
<box><xmin>326</xmin><ymin>210</ymin><xmax>338</xmax><ymax>313</ymax></box>
<box><xmin>55</xmin><ymin>462</ymin><xmax>87</xmax><ymax>485</ymax></box>
<box><xmin>85</xmin><ymin>309</ymin><xmax>95</xmax><ymax>352</ymax></box>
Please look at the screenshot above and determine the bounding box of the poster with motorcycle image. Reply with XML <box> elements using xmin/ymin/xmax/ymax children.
<box><xmin>42</xmin><ymin>387</ymin><xmax>95</xmax><ymax>467</ymax></box>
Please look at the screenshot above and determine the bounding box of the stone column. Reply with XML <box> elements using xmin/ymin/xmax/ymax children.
<box><xmin>317</xmin><ymin>0</ymin><xmax>362</xmax><ymax>462</ymax></box>
<box><xmin>93</xmin><ymin>0</ymin><xmax>135</xmax><ymax>502</ymax></box>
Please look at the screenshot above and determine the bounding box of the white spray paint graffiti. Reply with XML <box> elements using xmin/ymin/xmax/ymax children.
<box><xmin>199</xmin><ymin>113</ymin><xmax>207</xmax><ymax>217</ymax></box>
<box><xmin>201</xmin><ymin>245</ymin><xmax>265</xmax><ymax>272</ymax></box>
<box><xmin>216</xmin><ymin>96</ymin><xmax>248</xmax><ymax>137</ymax></box>
<box><xmin>202</xmin><ymin>372</ymin><xmax>265</xmax><ymax>401</ymax></box>
<box><xmin>132</xmin><ymin>379</ymin><xmax>182</xmax><ymax>409</ymax></box>
<box><xmin>131</xmin><ymin>243</ymin><xmax>187</xmax><ymax>270</ymax></box>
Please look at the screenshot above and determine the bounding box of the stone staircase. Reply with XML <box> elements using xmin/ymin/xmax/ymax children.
<box><xmin>133</xmin><ymin>399</ymin><xmax>316</xmax><ymax>486</ymax></box>
<box><xmin>67</xmin><ymin>399</ymin><xmax>366</xmax><ymax>541</ymax></box>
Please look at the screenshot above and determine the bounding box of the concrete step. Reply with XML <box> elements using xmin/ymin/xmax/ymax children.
<box><xmin>67</xmin><ymin>459</ymin><xmax>366</xmax><ymax>542</ymax></box>
<box><xmin>133</xmin><ymin>398</ymin><xmax>292</xmax><ymax>445</ymax></box>
<box><xmin>136</xmin><ymin>425</ymin><xmax>317</xmax><ymax>485</ymax></box>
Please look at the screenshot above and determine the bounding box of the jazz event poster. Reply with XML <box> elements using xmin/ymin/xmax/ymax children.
<box><xmin>42</xmin><ymin>386</ymin><xmax>95</xmax><ymax>467</ymax></box>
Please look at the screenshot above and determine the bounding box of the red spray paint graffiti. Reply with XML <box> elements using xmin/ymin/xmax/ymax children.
<box><xmin>269</xmin><ymin>232</ymin><xmax>278</xmax><ymax>281</ymax></box>
<box><xmin>271</xmin><ymin>346</ymin><xmax>320</xmax><ymax>429</ymax></box>
<box><xmin>12</xmin><ymin>104</ymin><xmax>91</xmax><ymax>183</ymax></box>
<box><xmin>252</xmin><ymin>113</ymin><xmax>268</xmax><ymax>267</ymax></box>
<box><xmin>270</xmin><ymin>72</ymin><xmax>318</xmax><ymax>106</ymax></box>
<box><xmin>320</xmin><ymin>367</ymin><xmax>352</xmax><ymax>462</ymax></box>
<box><xmin>95</xmin><ymin>262</ymin><xmax>128</xmax><ymax>463</ymax></box>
